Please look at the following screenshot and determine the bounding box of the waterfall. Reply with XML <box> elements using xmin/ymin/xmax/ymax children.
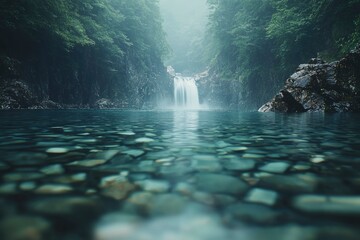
<box><xmin>174</xmin><ymin>76</ymin><xmax>200</xmax><ymax>109</ymax></box>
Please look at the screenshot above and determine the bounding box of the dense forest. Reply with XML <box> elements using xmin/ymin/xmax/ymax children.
<box><xmin>202</xmin><ymin>0</ymin><xmax>360</xmax><ymax>110</ymax></box>
<box><xmin>0</xmin><ymin>0</ymin><xmax>171</xmax><ymax>109</ymax></box>
<box><xmin>0</xmin><ymin>0</ymin><xmax>359</xmax><ymax>110</ymax></box>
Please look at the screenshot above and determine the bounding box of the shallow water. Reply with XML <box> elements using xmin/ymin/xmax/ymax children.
<box><xmin>1</xmin><ymin>110</ymin><xmax>360</xmax><ymax>240</ymax></box>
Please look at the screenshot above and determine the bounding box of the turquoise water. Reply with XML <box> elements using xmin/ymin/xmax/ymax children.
<box><xmin>0</xmin><ymin>110</ymin><xmax>360</xmax><ymax>240</ymax></box>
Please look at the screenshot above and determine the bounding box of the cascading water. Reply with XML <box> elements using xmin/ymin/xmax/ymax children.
<box><xmin>174</xmin><ymin>76</ymin><xmax>200</xmax><ymax>109</ymax></box>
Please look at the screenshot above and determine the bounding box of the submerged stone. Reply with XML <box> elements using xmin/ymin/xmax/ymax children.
<box><xmin>125</xmin><ymin>191</ymin><xmax>154</xmax><ymax>213</ymax></box>
<box><xmin>223</xmin><ymin>158</ymin><xmax>256</xmax><ymax>171</ymax></box>
<box><xmin>245</xmin><ymin>188</ymin><xmax>278</xmax><ymax>206</ymax></box>
<box><xmin>101</xmin><ymin>181</ymin><xmax>136</xmax><ymax>200</ymax></box>
<box><xmin>194</xmin><ymin>173</ymin><xmax>248</xmax><ymax>195</ymax></box>
<box><xmin>53</xmin><ymin>173</ymin><xmax>87</xmax><ymax>183</ymax></box>
<box><xmin>68</xmin><ymin>159</ymin><xmax>108</xmax><ymax>167</ymax></box>
<box><xmin>8</xmin><ymin>152</ymin><xmax>48</xmax><ymax>166</ymax></box>
<box><xmin>35</xmin><ymin>184</ymin><xmax>73</xmax><ymax>194</ymax></box>
<box><xmin>46</xmin><ymin>147</ymin><xmax>70</xmax><ymax>154</ymax></box>
<box><xmin>40</xmin><ymin>164</ymin><xmax>65</xmax><ymax>175</ymax></box>
<box><xmin>192</xmin><ymin>160</ymin><xmax>222</xmax><ymax>172</ymax></box>
<box><xmin>260</xmin><ymin>162</ymin><xmax>290</xmax><ymax>173</ymax></box>
<box><xmin>224</xmin><ymin>203</ymin><xmax>281</xmax><ymax>224</ymax></box>
<box><xmin>258</xmin><ymin>174</ymin><xmax>317</xmax><ymax>193</ymax></box>
<box><xmin>19</xmin><ymin>181</ymin><xmax>37</xmax><ymax>191</ymax></box>
<box><xmin>100</xmin><ymin>175</ymin><xmax>136</xmax><ymax>200</ymax></box>
<box><xmin>122</xmin><ymin>149</ymin><xmax>145</xmax><ymax>158</ymax></box>
<box><xmin>118</xmin><ymin>131</ymin><xmax>136</xmax><ymax>136</ymax></box>
<box><xmin>93</xmin><ymin>150</ymin><xmax>119</xmax><ymax>160</ymax></box>
<box><xmin>3</xmin><ymin>172</ymin><xmax>44</xmax><ymax>182</ymax></box>
<box><xmin>136</xmin><ymin>179</ymin><xmax>170</xmax><ymax>193</ymax></box>
<box><xmin>174</xmin><ymin>182</ymin><xmax>195</xmax><ymax>196</ymax></box>
<box><xmin>135</xmin><ymin>137</ymin><xmax>155</xmax><ymax>143</ymax></box>
<box><xmin>310</xmin><ymin>155</ymin><xmax>326</xmax><ymax>163</ymax></box>
<box><xmin>28</xmin><ymin>196</ymin><xmax>101</xmax><ymax>218</ymax></box>
<box><xmin>243</xmin><ymin>153</ymin><xmax>264</xmax><ymax>159</ymax></box>
<box><xmin>0</xmin><ymin>215</ymin><xmax>52</xmax><ymax>240</ymax></box>
<box><xmin>0</xmin><ymin>183</ymin><xmax>17</xmax><ymax>194</ymax></box>
<box><xmin>149</xmin><ymin>194</ymin><xmax>188</xmax><ymax>216</ymax></box>
<box><xmin>293</xmin><ymin>195</ymin><xmax>360</xmax><ymax>215</ymax></box>
<box><xmin>0</xmin><ymin>162</ymin><xmax>10</xmax><ymax>171</ymax></box>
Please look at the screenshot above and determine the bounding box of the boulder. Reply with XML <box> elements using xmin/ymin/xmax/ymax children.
<box><xmin>259</xmin><ymin>47</ymin><xmax>360</xmax><ymax>113</ymax></box>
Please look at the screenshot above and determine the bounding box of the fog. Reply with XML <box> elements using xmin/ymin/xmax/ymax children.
<box><xmin>159</xmin><ymin>0</ymin><xmax>208</xmax><ymax>75</ymax></box>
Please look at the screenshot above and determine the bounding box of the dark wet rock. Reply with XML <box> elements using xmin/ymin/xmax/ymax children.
<box><xmin>0</xmin><ymin>215</ymin><xmax>53</xmax><ymax>240</ymax></box>
<box><xmin>259</xmin><ymin>47</ymin><xmax>360</xmax><ymax>112</ymax></box>
<box><xmin>0</xmin><ymin>79</ymin><xmax>39</xmax><ymax>109</ymax></box>
<box><xmin>38</xmin><ymin>100</ymin><xmax>63</xmax><ymax>109</ymax></box>
<box><xmin>257</xmin><ymin>174</ymin><xmax>318</xmax><ymax>193</ymax></box>
<box><xmin>94</xmin><ymin>98</ymin><xmax>116</xmax><ymax>109</ymax></box>
<box><xmin>194</xmin><ymin>173</ymin><xmax>248</xmax><ymax>195</ymax></box>
<box><xmin>48</xmin><ymin>151</ymin><xmax>86</xmax><ymax>164</ymax></box>
<box><xmin>224</xmin><ymin>203</ymin><xmax>283</xmax><ymax>224</ymax></box>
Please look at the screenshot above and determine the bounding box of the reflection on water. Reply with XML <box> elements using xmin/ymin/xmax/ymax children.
<box><xmin>173</xmin><ymin>110</ymin><xmax>199</xmax><ymax>145</ymax></box>
<box><xmin>0</xmin><ymin>110</ymin><xmax>360</xmax><ymax>240</ymax></box>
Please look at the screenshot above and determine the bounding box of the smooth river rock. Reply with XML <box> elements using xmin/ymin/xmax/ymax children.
<box><xmin>194</xmin><ymin>173</ymin><xmax>248</xmax><ymax>195</ymax></box>
<box><xmin>293</xmin><ymin>195</ymin><xmax>360</xmax><ymax>215</ymax></box>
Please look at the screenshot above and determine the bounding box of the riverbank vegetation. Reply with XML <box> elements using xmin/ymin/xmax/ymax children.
<box><xmin>204</xmin><ymin>0</ymin><xmax>360</xmax><ymax>109</ymax></box>
<box><xmin>0</xmin><ymin>0</ymin><xmax>170</xmax><ymax>108</ymax></box>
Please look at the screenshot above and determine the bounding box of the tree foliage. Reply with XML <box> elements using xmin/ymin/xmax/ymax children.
<box><xmin>0</xmin><ymin>0</ymin><xmax>168</xmax><ymax>106</ymax></box>
<box><xmin>206</xmin><ymin>0</ymin><xmax>360</xmax><ymax>109</ymax></box>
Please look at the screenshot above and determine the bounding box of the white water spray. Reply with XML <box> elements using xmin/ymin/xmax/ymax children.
<box><xmin>174</xmin><ymin>76</ymin><xmax>200</xmax><ymax>109</ymax></box>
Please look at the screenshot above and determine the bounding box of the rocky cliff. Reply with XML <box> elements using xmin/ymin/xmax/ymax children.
<box><xmin>0</xmin><ymin>55</ymin><xmax>172</xmax><ymax>110</ymax></box>
<box><xmin>259</xmin><ymin>47</ymin><xmax>360</xmax><ymax>113</ymax></box>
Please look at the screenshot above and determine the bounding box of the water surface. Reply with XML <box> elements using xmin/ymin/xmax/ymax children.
<box><xmin>0</xmin><ymin>110</ymin><xmax>360</xmax><ymax>240</ymax></box>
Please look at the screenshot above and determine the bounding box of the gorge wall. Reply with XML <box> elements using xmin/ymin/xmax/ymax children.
<box><xmin>259</xmin><ymin>47</ymin><xmax>360</xmax><ymax>113</ymax></box>
<box><xmin>0</xmin><ymin>0</ymin><xmax>172</xmax><ymax>109</ymax></box>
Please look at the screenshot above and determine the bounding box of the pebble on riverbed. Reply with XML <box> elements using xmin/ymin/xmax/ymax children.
<box><xmin>0</xmin><ymin>215</ymin><xmax>52</xmax><ymax>240</ymax></box>
<box><xmin>293</xmin><ymin>195</ymin><xmax>360</xmax><ymax>215</ymax></box>
<box><xmin>194</xmin><ymin>173</ymin><xmax>248</xmax><ymax>195</ymax></box>
<box><xmin>245</xmin><ymin>188</ymin><xmax>278</xmax><ymax>206</ymax></box>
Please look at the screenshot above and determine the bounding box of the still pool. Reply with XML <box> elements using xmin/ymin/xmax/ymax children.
<box><xmin>0</xmin><ymin>110</ymin><xmax>360</xmax><ymax>240</ymax></box>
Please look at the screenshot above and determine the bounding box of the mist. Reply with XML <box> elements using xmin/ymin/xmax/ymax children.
<box><xmin>159</xmin><ymin>0</ymin><xmax>208</xmax><ymax>75</ymax></box>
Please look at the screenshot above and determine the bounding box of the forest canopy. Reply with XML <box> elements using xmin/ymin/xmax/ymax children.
<box><xmin>205</xmin><ymin>0</ymin><xmax>360</xmax><ymax>109</ymax></box>
<box><xmin>0</xmin><ymin>0</ymin><xmax>169</xmax><ymax>106</ymax></box>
